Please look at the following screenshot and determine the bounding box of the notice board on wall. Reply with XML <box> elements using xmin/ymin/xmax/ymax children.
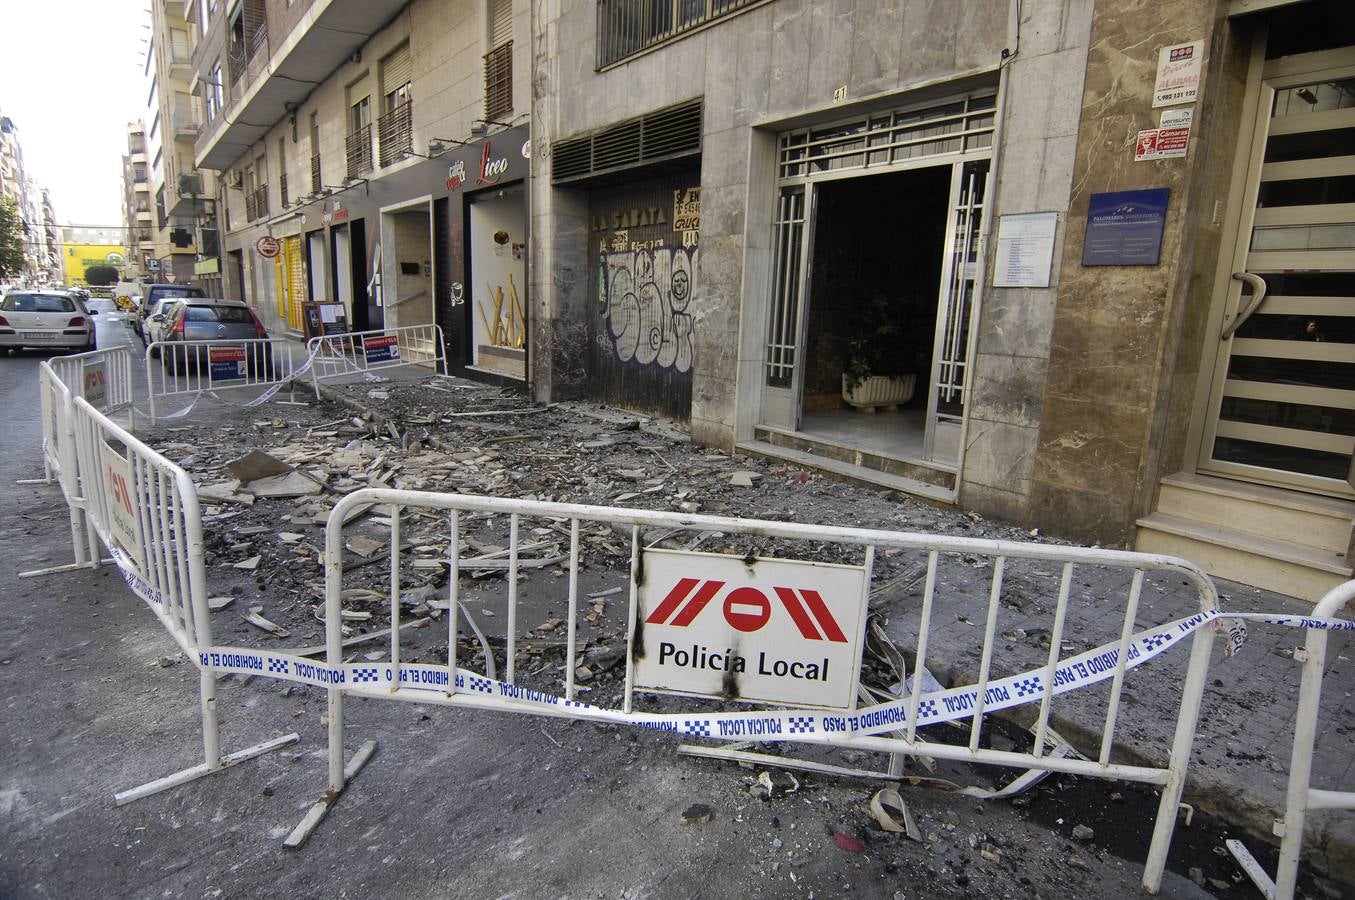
<box><xmin>301</xmin><ymin>301</ymin><xmax>350</xmax><ymax>339</ymax></box>
<box><xmin>1082</xmin><ymin>188</ymin><xmax>1171</xmax><ymax>267</ymax></box>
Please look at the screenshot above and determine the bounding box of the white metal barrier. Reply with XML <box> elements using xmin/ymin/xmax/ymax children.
<box><xmin>26</xmin><ymin>348</ymin><xmax>136</xmax><ymax>571</ymax></box>
<box><xmin>1249</xmin><ymin>580</ymin><xmax>1355</xmax><ymax>900</ymax></box>
<box><xmin>144</xmin><ymin>337</ymin><xmax>306</xmax><ymax>424</ymax></box>
<box><xmin>67</xmin><ymin>394</ymin><xmax>298</xmax><ymax>802</ymax></box>
<box><xmin>285</xmin><ymin>488</ymin><xmax>1219</xmax><ymax>890</ymax></box>
<box><xmin>307</xmin><ymin>323</ymin><xmax>445</xmax><ymax>395</ymax></box>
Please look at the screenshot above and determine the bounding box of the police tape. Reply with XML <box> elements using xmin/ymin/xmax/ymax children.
<box><xmin>103</xmin><ymin>547</ymin><xmax>1355</xmax><ymax>744</ymax></box>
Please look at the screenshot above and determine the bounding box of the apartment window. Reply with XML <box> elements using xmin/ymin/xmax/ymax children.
<box><xmin>596</xmin><ymin>0</ymin><xmax>767</xmax><ymax>68</ymax></box>
<box><xmin>378</xmin><ymin>45</ymin><xmax>413</xmax><ymax>167</ymax></box>
<box><xmin>309</xmin><ymin>112</ymin><xmax>321</xmax><ymax>193</ymax></box>
<box><xmin>277</xmin><ymin>137</ymin><xmax>288</xmax><ymax>207</ymax></box>
<box><xmin>484</xmin><ymin>0</ymin><xmax>513</xmax><ymax>121</ymax></box>
<box><xmin>346</xmin><ymin>94</ymin><xmax>372</xmax><ymax>178</ymax></box>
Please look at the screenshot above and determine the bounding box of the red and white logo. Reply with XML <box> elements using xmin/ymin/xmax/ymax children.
<box><xmin>646</xmin><ymin>578</ymin><xmax>848</xmax><ymax>642</ymax></box>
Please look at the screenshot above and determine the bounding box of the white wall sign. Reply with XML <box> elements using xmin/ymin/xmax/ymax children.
<box><xmin>1153</xmin><ymin>40</ymin><xmax>1204</xmax><ymax>108</ymax></box>
<box><xmin>1136</xmin><ymin>109</ymin><xmax>1193</xmax><ymax>161</ymax></box>
<box><xmin>992</xmin><ymin>212</ymin><xmax>1058</xmax><ymax>288</ymax></box>
<box><xmin>634</xmin><ymin>549</ymin><xmax>868</xmax><ymax>709</ymax></box>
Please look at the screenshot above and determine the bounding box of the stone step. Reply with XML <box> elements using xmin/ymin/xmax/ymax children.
<box><xmin>1155</xmin><ymin>473</ymin><xmax>1354</xmax><ymax>555</ymax></box>
<box><xmin>1135</xmin><ymin>512</ymin><xmax>1352</xmax><ymax>603</ymax></box>
<box><xmin>736</xmin><ymin>439</ymin><xmax>956</xmax><ymax>505</ymax></box>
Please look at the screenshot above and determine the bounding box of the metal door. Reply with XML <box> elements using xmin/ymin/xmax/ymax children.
<box><xmin>1200</xmin><ymin>47</ymin><xmax>1355</xmax><ymax>496</ymax></box>
<box><xmin>760</xmin><ymin>185</ymin><xmax>816</xmax><ymax>430</ymax></box>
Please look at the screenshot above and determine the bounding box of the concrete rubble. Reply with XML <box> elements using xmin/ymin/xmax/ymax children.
<box><xmin>135</xmin><ymin>373</ymin><xmax>1354</xmax><ymax>898</ymax></box>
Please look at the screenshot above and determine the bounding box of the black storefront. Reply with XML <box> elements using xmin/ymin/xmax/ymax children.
<box><xmin>288</xmin><ymin>123</ymin><xmax>532</xmax><ymax>384</ymax></box>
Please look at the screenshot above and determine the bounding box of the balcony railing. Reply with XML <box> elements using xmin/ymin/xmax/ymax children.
<box><xmin>346</xmin><ymin>124</ymin><xmax>373</xmax><ymax>179</ymax></box>
<box><xmin>596</xmin><ymin>0</ymin><xmax>766</xmax><ymax>68</ymax></box>
<box><xmin>377</xmin><ymin>101</ymin><xmax>413</xmax><ymax>168</ymax></box>
<box><xmin>227</xmin><ymin>0</ymin><xmax>269</xmax><ymax>86</ymax></box>
<box><xmin>311</xmin><ymin>153</ymin><xmax>321</xmax><ymax>194</ymax></box>
<box><xmin>245</xmin><ymin>185</ymin><xmax>269</xmax><ymax>222</ymax></box>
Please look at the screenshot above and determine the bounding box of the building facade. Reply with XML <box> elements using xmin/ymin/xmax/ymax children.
<box><xmin>188</xmin><ymin>0</ymin><xmax>530</xmax><ymax>381</ymax></box>
<box><xmin>144</xmin><ymin>0</ymin><xmax>212</xmax><ymax>287</ymax></box>
<box><xmin>122</xmin><ymin>122</ymin><xmax>156</xmax><ymax>283</ymax></box>
<box><xmin>1</xmin><ymin>112</ymin><xmax>61</xmax><ymax>286</ymax></box>
<box><xmin>187</xmin><ymin>0</ymin><xmax>1355</xmax><ymax>603</ymax></box>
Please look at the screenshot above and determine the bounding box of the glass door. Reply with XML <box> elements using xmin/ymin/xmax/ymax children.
<box><xmin>1201</xmin><ymin>51</ymin><xmax>1355</xmax><ymax>497</ymax></box>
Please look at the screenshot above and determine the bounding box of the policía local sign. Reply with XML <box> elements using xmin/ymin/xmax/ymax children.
<box><xmin>634</xmin><ymin>550</ymin><xmax>868</xmax><ymax>709</ymax></box>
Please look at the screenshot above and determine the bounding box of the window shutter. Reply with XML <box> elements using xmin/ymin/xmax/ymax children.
<box><xmin>382</xmin><ymin>44</ymin><xmax>411</xmax><ymax>95</ymax></box>
<box><xmin>489</xmin><ymin>0</ymin><xmax>512</xmax><ymax>48</ymax></box>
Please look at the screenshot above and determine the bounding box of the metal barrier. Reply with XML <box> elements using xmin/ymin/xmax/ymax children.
<box><xmin>26</xmin><ymin>348</ymin><xmax>136</xmax><ymax>572</ymax></box>
<box><xmin>288</xmin><ymin>488</ymin><xmax>1220</xmax><ymax>890</ymax></box>
<box><xmin>1257</xmin><ymin>580</ymin><xmax>1355</xmax><ymax>900</ymax></box>
<box><xmin>67</xmin><ymin>394</ymin><xmax>298</xmax><ymax>802</ymax></box>
<box><xmin>307</xmin><ymin>323</ymin><xmax>445</xmax><ymax>395</ymax></box>
<box><xmin>144</xmin><ymin>337</ymin><xmax>306</xmax><ymax>425</ymax></box>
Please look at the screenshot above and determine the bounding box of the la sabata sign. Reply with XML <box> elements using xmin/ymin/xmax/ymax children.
<box><xmin>634</xmin><ymin>549</ymin><xmax>868</xmax><ymax>709</ymax></box>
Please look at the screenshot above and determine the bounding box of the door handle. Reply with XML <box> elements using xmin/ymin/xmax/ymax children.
<box><xmin>1221</xmin><ymin>272</ymin><xmax>1268</xmax><ymax>340</ymax></box>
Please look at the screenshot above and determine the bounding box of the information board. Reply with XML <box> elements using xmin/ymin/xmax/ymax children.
<box><xmin>1082</xmin><ymin>188</ymin><xmax>1171</xmax><ymax>267</ymax></box>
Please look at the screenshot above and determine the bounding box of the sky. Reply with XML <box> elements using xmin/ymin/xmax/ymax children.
<box><xmin>1</xmin><ymin>2</ymin><xmax>150</xmax><ymax>231</ymax></box>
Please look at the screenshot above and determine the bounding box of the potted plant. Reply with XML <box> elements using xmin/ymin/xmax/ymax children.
<box><xmin>841</xmin><ymin>292</ymin><xmax>917</xmax><ymax>412</ymax></box>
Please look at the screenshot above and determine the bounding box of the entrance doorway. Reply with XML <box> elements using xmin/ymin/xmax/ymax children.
<box><xmin>1197</xmin><ymin>37</ymin><xmax>1355</xmax><ymax>498</ymax></box>
<box><xmin>797</xmin><ymin>167</ymin><xmax>951</xmax><ymax>457</ymax></box>
<box><xmin>758</xmin><ymin>92</ymin><xmax>995</xmax><ymax>473</ymax></box>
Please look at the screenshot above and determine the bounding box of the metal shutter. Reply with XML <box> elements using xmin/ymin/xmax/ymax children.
<box><xmin>382</xmin><ymin>43</ymin><xmax>411</xmax><ymax>95</ymax></box>
<box><xmin>489</xmin><ymin>0</ymin><xmax>512</xmax><ymax>48</ymax></box>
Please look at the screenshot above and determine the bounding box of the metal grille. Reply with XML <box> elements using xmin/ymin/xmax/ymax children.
<box><xmin>765</xmin><ymin>187</ymin><xmax>805</xmax><ymax>388</ymax></box>
<box><xmin>346</xmin><ymin>124</ymin><xmax>373</xmax><ymax>178</ymax></box>
<box><xmin>279</xmin><ymin>173</ymin><xmax>288</xmax><ymax>209</ymax></box>
<box><xmin>227</xmin><ymin>0</ymin><xmax>268</xmax><ymax>86</ymax></box>
<box><xmin>935</xmin><ymin>161</ymin><xmax>988</xmax><ymax>412</ymax></box>
<box><xmin>778</xmin><ymin>94</ymin><xmax>996</xmax><ymax>181</ymax></box>
<box><xmin>311</xmin><ymin>153</ymin><xmax>321</xmax><ymax>194</ymax></box>
<box><xmin>596</xmin><ymin>0</ymin><xmax>768</xmax><ymax>69</ymax></box>
<box><xmin>551</xmin><ymin>99</ymin><xmax>702</xmax><ymax>184</ymax></box>
<box><xmin>483</xmin><ymin>41</ymin><xmax>513</xmax><ymax>122</ymax></box>
<box><xmin>253</xmin><ymin>186</ymin><xmax>269</xmax><ymax>220</ymax></box>
<box><xmin>377</xmin><ymin>101</ymin><xmax>413</xmax><ymax>168</ymax></box>
<box><xmin>245</xmin><ymin>191</ymin><xmax>257</xmax><ymax>222</ymax></box>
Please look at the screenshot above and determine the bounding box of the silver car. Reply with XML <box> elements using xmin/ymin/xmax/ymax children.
<box><xmin>0</xmin><ymin>290</ymin><xmax>97</xmax><ymax>353</ymax></box>
<box><xmin>154</xmin><ymin>298</ymin><xmax>273</xmax><ymax>375</ymax></box>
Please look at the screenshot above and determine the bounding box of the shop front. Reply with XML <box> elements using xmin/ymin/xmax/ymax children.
<box><xmin>236</xmin><ymin>124</ymin><xmax>532</xmax><ymax>383</ymax></box>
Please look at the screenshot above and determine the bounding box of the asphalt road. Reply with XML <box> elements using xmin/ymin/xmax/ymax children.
<box><xmin>0</xmin><ymin>310</ymin><xmax>1222</xmax><ymax>899</ymax></box>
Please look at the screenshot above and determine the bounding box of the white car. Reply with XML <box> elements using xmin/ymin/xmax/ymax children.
<box><xmin>0</xmin><ymin>290</ymin><xmax>97</xmax><ymax>353</ymax></box>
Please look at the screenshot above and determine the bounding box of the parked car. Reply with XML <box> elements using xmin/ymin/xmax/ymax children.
<box><xmin>137</xmin><ymin>284</ymin><xmax>206</xmax><ymax>342</ymax></box>
<box><xmin>0</xmin><ymin>290</ymin><xmax>97</xmax><ymax>353</ymax></box>
<box><xmin>154</xmin><ymin>298</ymin><xmax>272</xmax><ymax>375</ymax></box>
<box><xmin>141</xmin><ymin>297</ymin><xmax>181</xmax><ymax>350</ymax></box>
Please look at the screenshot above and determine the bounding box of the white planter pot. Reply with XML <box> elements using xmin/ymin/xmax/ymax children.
<box><xmin>842</xmin><ymin>373</ymin><xmax>916</xmax><ymax>412</ymax></box>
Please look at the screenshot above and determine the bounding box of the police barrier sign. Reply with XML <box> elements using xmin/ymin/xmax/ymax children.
<box><xmin>83</xmin><ymin>360</ymin><xmax>107</xmax><ymax>408</ymax></box>
<box><xmin>634</xmin><ymin>550</ymin><xmax>868</xmax><ymax>709</ymax></box>
<box><xmin>100</xmin><ymin>438</ymin><xmax>144</xmax><ymax>569</ymax></box>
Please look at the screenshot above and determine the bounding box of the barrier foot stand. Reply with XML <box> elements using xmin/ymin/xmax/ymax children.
<box><xmin>283</xmin><ymin>739</ymin><xmax>378</xmax><ymax>850</ymax></box>
<box><xmin>20</xmin><ymin>557</ymin><xmax>114</xmax><ymax>578</ymax></box>
<box><xmin>1225</xmin><ymin>839</ymin><xmax>1277</xmax><ymax>900</ymax></box>
<box><xmin>113</xmin><ymin>732</ymin><xmax>301</xmax><ymax>806</ymax></box>
<box><xmin>15</xmin><ymin>478</ymin><xmax>51</xmax><ymax>485</ymax></box>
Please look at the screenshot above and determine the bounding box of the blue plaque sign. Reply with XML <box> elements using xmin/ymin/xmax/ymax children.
<box><xmin>1082</xmin><ymin>188</ymin><xmax>1170</xmax><ymax>266</ymax></box>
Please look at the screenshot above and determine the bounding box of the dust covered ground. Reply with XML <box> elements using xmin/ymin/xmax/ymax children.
<box><xmin>75</xmin><ymin>371</ymin><xmax>1339</xmax><ymax>899</ymax></box>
